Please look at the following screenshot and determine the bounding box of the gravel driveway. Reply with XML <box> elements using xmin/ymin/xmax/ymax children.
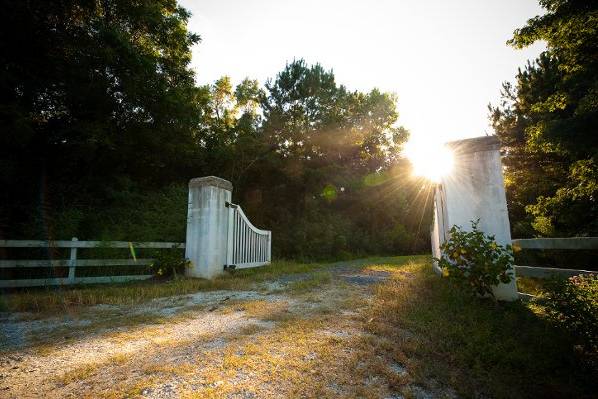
<box><xmin>0</xmin><ymin>259</ymin><xmax>448</xmax><ymax>399</ymax></box>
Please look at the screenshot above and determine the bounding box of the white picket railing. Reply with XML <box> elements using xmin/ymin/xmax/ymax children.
<box><xmin>0</xmin><ymin>239</ymin><xmax>184</xmax><ymax>288</ymax></box>
<box><xmin>225</xmin><ymin>202</ymin><xmax>271</xmax><ymax>269</ymax></box>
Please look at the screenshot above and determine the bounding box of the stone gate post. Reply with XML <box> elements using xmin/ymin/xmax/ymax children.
<box><xmin>434</xmin><ymin>136</ymin><xmax>519</xmax><ymax>301</ymax></box>
<box><xmin>185</xmin><ymin>176</ymin><xmax>232</xmax><ymax>279</ymax></box>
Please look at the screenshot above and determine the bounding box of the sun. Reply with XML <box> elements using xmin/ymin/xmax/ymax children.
<box><xmin>403</xmin><ymin>139</ymin><xmax>454</xmax><ymax>183</ymax></box>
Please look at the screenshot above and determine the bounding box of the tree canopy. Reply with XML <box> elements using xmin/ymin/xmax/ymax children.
<box><xmin>0</xmin><ymin>0</ymin><xmax>203</xmax><ymax>235</ymax></box>
<box><xmin>0</xmin><ymin>1</ymin><xmax>432</xmax><ymax>259</ymax></box>
<box><xmin>490</xmin><ymin>0</ymin><xmax>597</xmax><ymax>237</ymax></box>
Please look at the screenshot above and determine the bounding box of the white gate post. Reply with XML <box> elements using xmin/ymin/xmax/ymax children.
<box><xmin>185</xmin><ymin>176</ymin><xmax>233</xmax><ymax>279</ymax></box>
<box><xmin>434</xmin><ymin>136</ymin><xmax>519</xmax><ymax>301</ymax></box>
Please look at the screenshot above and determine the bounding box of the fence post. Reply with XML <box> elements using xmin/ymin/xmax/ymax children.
<box><xmin>185</xmin><ymin>176</ymin><xmax>233</xmax><ymax>279</ymax></box>
<box><xmin>267</xmin><ymin>231</ymin><xmax>272</xmax><ymax>262</ymax></box>
<box><xmin>68</xmin><ymin>237</ymin><xmax>78</xmax><ymax>284</ymax></box>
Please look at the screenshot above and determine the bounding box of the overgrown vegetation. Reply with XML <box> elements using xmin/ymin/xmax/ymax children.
<box><xmin>516</xmin><ymin>276</ymin><xmax>547</xmax><ymax>296</ymax></box>
<box><xmin>490</xmin><ymin>0</ymin><xmax>598</xmax><ymax>238</ymax></box>
<box><xmin>367</xmin><ymin>261</ymin><xmax>597</xmax><ymax>398</ymax></box>
<box><xmin>542</xmin><ymin>274</ymin><xmax>598</xmax><ymax>365</ymax></box>
<box><xmin>436</xmin><ymin>221</ymin><xmax>514</xmax><ymax>299</ymax></box>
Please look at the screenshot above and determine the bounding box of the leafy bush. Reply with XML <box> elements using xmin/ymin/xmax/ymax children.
<box><xmin>543</xmin><ymin>274</ymin><xmax>598</xmax><ymax>361</ymax></box>
<box><xmin>149</xmin><ymin>247</ymin><xmax>190</xmax><ymax>279</ymax></box>
<box><xmin>436</xmin><ymin>220</ymin><xmax>514</xmax><ymax>299</ymax></box>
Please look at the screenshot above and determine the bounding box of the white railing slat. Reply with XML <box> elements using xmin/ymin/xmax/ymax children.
<box><xmin>225</xmin><ymin>203</ymin><xmax>271</xmax><ymax>269</ymax></box>
<box><xmin>515</xmin><ymin>265</ymin><xmax>596</xmax><ymax>279</ymax></box>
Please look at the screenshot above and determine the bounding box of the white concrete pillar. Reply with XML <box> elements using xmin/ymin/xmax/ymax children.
<box><xmin>436</xmin><ymin>136</ymin><xmax>519</xmax><ymax>301</ymax></box>
<box><xmin>185</xmin><ymin>176</ymin><xmax>232</xmax><ymax>279</ymax></box>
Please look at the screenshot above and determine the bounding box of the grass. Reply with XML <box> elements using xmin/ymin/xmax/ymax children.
<box><xmin>4</xmin><ymin>255</ymin><xmax>596</xmax><ymax>398</ymax></box>
<box><xmin>286</xmin><ymin>270</ymin><xmax>332</xmax><ymax>292</ymax></box>
<box><xmin>0</xmin><ymin>260</ymin><xmax>326</xmax><ymax>313</ymax></box>
<box><xmin>365</xmin><ymin>261</ymin><xmax>597</xmax><ymax>398</ymax></box>
<box><xmin>233</xmin><ymin>299</ymin><xmax>292</xmax><ymax>321</ymax></box>
<box><xmin>517</xmin><ymin>276</ymin><xmax>548</xmax><ymax>296</ymax></box>
<box><xmin>58</xmin><ymin>363</ymin><xmax>100</xmax><ymax>385</ymax></box>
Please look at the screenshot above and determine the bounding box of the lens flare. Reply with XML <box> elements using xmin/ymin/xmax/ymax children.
<box><xmin>403</xmin><ymin>140</ymin><xmax>454</xmax><ymax>182</ymax></box>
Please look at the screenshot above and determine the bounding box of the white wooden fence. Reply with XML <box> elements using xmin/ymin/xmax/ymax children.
<box><xmin>0</xmin><ymin>200</ymin><xmax>272</xmax><ymax>287</ymax></box>
<box><xmin>226</xmin><ymin>202</ymin><xmax>271</xmax><ymax>269</ymax></box>
<box><xmin>512</xmin><ymin>237</ymin><xmax>598</xmax><ymax>279</ymax></box>
<box><xmin>1</xmin><ymin>178</ymin><xmax>275</xmax><ymax>287</ymax></box>
<box><xmin>0</xmin><ymin>239</ymin><xmax>184</xmax><ymax>288</ymax></box>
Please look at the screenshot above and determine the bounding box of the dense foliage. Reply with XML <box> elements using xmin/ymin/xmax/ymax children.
<box><xmin>490</xmin><ymin>0</ymin><xmax>598</xmax><ymax>237</ymax></box>
<box><xmin>0</xmin><ymin>0</ymin><xmax>202</xmax><ymax>237</ymax></box>
<box><xmin>0</xmin><ymin>0</ymin><xmax>433</xmax><ymax>260</ymax></box>
<box><xmin>436</xmin><ymin>221</ymin><xmax>515</xmax><ymax>299</ymax></box>
<box><xmin>542</xmin><ymin>274</ymin><xmax>598</xmax><ymax>364</ymax></box>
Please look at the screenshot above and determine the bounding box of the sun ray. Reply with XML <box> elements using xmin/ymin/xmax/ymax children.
<box><xmin>403</xmin><ymin>140</ymin><xmax>454</xmax><ymax>182</ymax></box>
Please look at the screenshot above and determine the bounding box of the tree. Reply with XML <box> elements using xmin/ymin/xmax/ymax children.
<box><xmin>0</xmin><ymin>0</ymin><xmax>202</xmax><ymax>237</ymax></box>
<box><xmin>490</xmin><ymin>0</ymin><xmax>598</xmax><ymax>237</ymax></box>
<box><xmin>240</xmin><ymin>59</ymin><xmax>422</xmax><ymax>259</ymax></box>
<box><xmin>0</xmin><ymin>1</ymin><xmax>427</xmax><ymax>259</ymax></box>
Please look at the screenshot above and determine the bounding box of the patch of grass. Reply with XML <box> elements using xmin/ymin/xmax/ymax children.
<box><xmin>517</xmin><ymin>276</ymin><xmax>548</xmax><ymax>296</ymax></box>
<box><xmin>233</xmin><ymin>299</ymin><xmax>292</xmax><ymax>321</ymax></box>
<box><xmin>1</xmin><ymin>256</ymin><xmax>413</xmax><ymax>314</ymax></box>
<box><xmin>366</xmin><ymin>260</ymin><xmax>597</xmax><ymax>399</ymax></box>
<box><xmin>56</xmin><ymin>353</ymin><xmax>129</xmax><ymax>386</ymax></box>
<box><xmin>0</xmin><ymin>260</ymin><xmax>324</xmax><ymax>313</ymax></box>
<box><xmin>286</xmin><ymin>271</ymin><xmax>332</xmax><ymax>292</ymax></box>
<box><xmin>15</xmin><ymin>306</ymin><xmax>204</xmax><ymax>354</ymax></box>
<box><xmin>182</xmin><ymin>315</ymin><xmax>399</xmax><ymax>398</ymax></box>
<box><xmin>142</xmin><ymin>362</ymin><xmax>196</xmax><ymax>376</ymax></box>
<box><xmin>238</xmin><ymin>323</ymin><xmax>269</xmax><ymax>336</ymax></box>
<box><xmin>58</xmin><ymin>363</ymin><xmax>100</xmax><ymax>385</ymax></box>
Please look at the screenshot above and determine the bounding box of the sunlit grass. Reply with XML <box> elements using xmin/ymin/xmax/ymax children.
<box><xmin>516</xmin><ymin>276</ymin><xmax>548</xmax><ymax>296</ymax></box>
<box><xmin>0</xmin><ymin>260</ymin><xmax>325</xmax><ymax>314</ymax></box>
<box><xmin>5</xmin><ymin>256</ymin><xmax>594</xmax><ymax>398</ymax></box>
<box><xmin>366</xmin><ymin>261</ymin><xmax>596</xmax><ymax>398</ymax></box>
<box><xmin>233</xmin><ymin>299</ymin><xmax>292</xmax><ymax>321</ymax></box>
<box><xmin>286</xmin><ymin>271</ymin><xmax>332</xmax><ymax>292</ymax></box>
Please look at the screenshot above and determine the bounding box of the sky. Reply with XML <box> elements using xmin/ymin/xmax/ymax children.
<box><xmin>178</xmin><ymin>0</ymin><xmax>546</xmax><ymax>146</ymax></box>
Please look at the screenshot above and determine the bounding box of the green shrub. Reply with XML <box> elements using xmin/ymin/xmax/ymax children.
<box><xmin>543</xmin><ymin>274</ymin><xmax>598</xmax><ymax>362</ymax></box>
<box><xmin>149</xmin><ymin>247</ymin><xmax>190</xmax><ymax>278</ymax></box>
<box><xmin>436</xmin><ymin>220</ymin><xmax>514</xmax><ymax>299</ymax></box>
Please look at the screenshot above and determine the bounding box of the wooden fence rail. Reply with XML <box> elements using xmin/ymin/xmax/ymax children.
<box><xmin>512</xmin><ymin>237</ymin><xmax>598</xmax><ymax>251</ymax></box>
<box><xmin>512</xmin><ymin>237</ymin><xmax>597</xmax><ymax>279</ymax></box>
<box><xmin>0</xmin><ymin>238</ymin><xmax>184</xmax><ymax>288</ymax></box>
